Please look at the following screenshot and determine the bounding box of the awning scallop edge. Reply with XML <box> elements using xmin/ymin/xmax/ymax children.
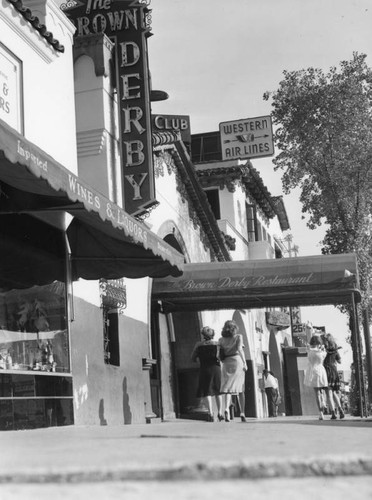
<box><xmin>0</xmin><ymin>119</ymin><xmax>184</xmax><ymax>280</ymax></box>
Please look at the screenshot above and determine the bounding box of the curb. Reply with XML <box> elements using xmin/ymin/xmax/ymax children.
<box><xmin>2</xmin><ymin>456</ymin><xmax>372</xmax><ymax>484</ymax></box>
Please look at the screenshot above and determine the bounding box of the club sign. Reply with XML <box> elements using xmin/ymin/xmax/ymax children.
<box><xmin>61</xmin><ymin>0</ymin><xmax>156</xmax><ymax>216</ymax></box>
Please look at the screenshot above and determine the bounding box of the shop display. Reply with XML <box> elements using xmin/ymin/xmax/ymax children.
<box><xmin>0</xmin><ymin>282</ymin><xmax>69</xmax><ymax>373</ymax></box>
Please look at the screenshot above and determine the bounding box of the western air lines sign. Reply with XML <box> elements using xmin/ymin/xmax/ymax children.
<box><xmin>61</xmin><ymin>0</ymin><xmax>156</xmax><ymax>216</ymax></box>
<box><xmin>219</xmin><ymin>115</ymin><xmax>274</xmax><ymax>161</ymax></box>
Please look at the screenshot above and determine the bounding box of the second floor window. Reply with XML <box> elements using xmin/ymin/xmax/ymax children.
<box><xmin>246</xmin><ymin>204</ymin><xmax>257</xmax><ymax>242</ymax></box>
<box><xmin>205</xmin><ymin>188</ymin><xmax>221</xmax><ymax>219</ymax></box>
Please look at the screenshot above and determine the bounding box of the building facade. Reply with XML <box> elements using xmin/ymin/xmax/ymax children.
<box><xmin>0</xmin><ymin>0</ymin><xmax>77</xmax><ymax>430</ymax></box>
<box><xmin>0</xmin><ymin>0</ymin><xmax>297</xmax><ymax>429</ymax></box>
<box><xmin>0</xmin><ymin>0</ymin><xmax>184</xmax><ymax>429</ymax></box>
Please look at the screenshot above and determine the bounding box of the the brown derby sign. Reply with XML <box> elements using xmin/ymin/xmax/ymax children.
<box><xmin>171</xmin><ymin>273</ymin><xmax>316</xmax><ymax>291</ymax></box>
<box><xmin>61</xmin><ymin>0</ymin><xmax>156</xmax><ymax>216</ymax></box>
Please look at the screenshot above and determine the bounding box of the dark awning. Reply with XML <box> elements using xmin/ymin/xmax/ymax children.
<box><xmin>152</xmin><ymin>253</ymin><xmax>361</xmax><ymax>312</ymax></box>
<box><xmin>0</xmin><ymin>119</ymin><xmax>184</xmax><ymax>281</ymax></box>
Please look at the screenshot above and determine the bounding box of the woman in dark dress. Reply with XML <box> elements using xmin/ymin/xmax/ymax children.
<box><xmin>191</xmin><ymin>326</ymin><xmax>223</xmax><ymax>422</ymax></box>
<box><xmin>322</xmin><ymin>333</ymin><xmax>345</xmax><ymax>420</ymax></box>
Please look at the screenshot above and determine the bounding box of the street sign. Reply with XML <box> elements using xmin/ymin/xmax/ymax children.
<box><xmin>219</xmin><ymin>115</ymin><xmax>274</xmax><ymax>161</ymax></box>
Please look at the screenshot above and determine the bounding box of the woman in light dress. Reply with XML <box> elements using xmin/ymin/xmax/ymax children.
<box><xmin>218</xmin><ymin>320</ymin><xmax>247</xmax><ymax>422</ymax></box>
<box><xmin>304</xmin><ymin>334</ymin><xmax>329</xmax><ymax>420</ymax></box>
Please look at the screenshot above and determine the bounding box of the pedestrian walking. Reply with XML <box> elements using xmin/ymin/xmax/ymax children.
<box><xmin>218</xmin><ymin>320</ymin><xmax>247</xmax><ymax>422</ymax></box>
<box><xmin>191</xmin><ymin>326</ymin><xmax>223</xmax><ymax>422</ymax></box>
<box><xmin>263</xmin><ymin>369</ymin><xmax>279</xmax><ymax>417</ymax></box>
<box><xmin>304</xmin><ymin>334</ymin><xmax>329</xmax><ymax>420</ymax></box>
<box><xmin>322</xmin><ymin>333</ymin><xmax>345</xmax><ymax>420</ymax></box>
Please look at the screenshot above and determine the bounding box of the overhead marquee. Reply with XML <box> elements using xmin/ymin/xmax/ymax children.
<box><xmin>152</xmin><ymin>253</ymin><xmax>360</xmax><ymax>312</ymax></box>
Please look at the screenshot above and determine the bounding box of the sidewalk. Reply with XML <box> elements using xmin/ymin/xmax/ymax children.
<box><xmin>1</xmin><ymin>415</ymin><xmax>372</xmax><ymax>483</ymax></box>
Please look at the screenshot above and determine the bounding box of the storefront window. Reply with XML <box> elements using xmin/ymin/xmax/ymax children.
<box><xmin>0</xmin><ymin>281</ymin><xmax>69</xmax><ymax>373</ymax></box>
<box><xmin>0</xmin><ymin>43</ymin><xmax>24</xmax><ymax>133</ymax></box>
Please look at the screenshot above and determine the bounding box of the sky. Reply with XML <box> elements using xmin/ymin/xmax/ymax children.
<box><xmin>147</xmin><ymin>0</ymin><xmax>372</xmax><ymax>371</ymax></box>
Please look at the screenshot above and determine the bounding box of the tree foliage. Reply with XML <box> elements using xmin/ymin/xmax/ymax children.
<box><xmin>264</xmin><ymin>53</ymin><xmax>372</xmax><ymax>304</ymax></box>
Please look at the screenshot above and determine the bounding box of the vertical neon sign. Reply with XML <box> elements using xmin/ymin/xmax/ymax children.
<box><xmin>61</xmin><ymin>0</ymin><xmax>156</xmax><ymax>216</ymax></box>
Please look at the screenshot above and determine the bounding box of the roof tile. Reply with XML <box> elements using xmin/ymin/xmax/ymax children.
<box><xmin>6</xmin><ymin>0</ymin><xmax>64</xmax><ymax>53</ymax></box>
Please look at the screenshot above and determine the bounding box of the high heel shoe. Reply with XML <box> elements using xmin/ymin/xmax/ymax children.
<box><xmin>217</xmin><ymin>414</ymin><xmax>224</xmax><ymax>422</ymax></box>
<box><xmin>339</xmin><ymin>408</ymin><xmax>345</xmax><ymax>419</ymax></box>
<box><xmin>240</xmin><ymin>414</ymin><xmax>247</xmax><ymax>422</ymax></box>
<box><xmin>330</xmin><ymin>411</ymin><xmax>337</xmax><ymax>420</ymax></box>
<box><xmin>224</xmin><ymin>410</ymin><xmax>230</xmax><ymax>422</ymax></box>
<box><xmin>207</xmin><ymin>413</ymin><xmax>214</xmax><ymax>422</ymax></box>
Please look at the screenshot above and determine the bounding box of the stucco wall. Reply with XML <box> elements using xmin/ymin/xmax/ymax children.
<box><xmin>74</xmin><ymin>53</ymin><xmax>122</xmax><ymax>202</ymax></box>
<box><xmin>158</xmin><ymin>313</ymin><xmax>176</xmax><ymax>419</ymax></box>
<box><xmin>150</xmin><ymin>151</ymin><xmax>214</xmax><ymax>263</ymax></box>
<box><xmin>2</xmin><ymin>0</ymin><xmax>79</xmax><ymax>172</ymax></box>
<box><xmin>70</xmin><ymin>286</ymin><xmax>151</xmax><ymax>426</ymax></box>
<box><xmin>219</xmin><ymin>185</ymin><xmax>247</xmax><ymax>239</ymax></box>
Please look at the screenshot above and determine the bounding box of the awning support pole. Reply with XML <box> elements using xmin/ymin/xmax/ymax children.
<box><xmin>362</xmin><ymin>307</ymin><xmax>372</xmax><ymax>410</ymax></box>
<box><xmin>351</xmin><ymin>292</ymin><xmax>365</xmax><ymax>417</ymax></box>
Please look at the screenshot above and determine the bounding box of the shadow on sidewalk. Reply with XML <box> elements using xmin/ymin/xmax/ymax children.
<box><xmin>254</xmin><ymin>417</ymin><xmax>372</xmax><ymax>428</ymax></box>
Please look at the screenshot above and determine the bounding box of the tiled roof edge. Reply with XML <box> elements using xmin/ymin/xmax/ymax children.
<box><xmin>6</xmin><ymin>0</ymin><xmax>65</xmax><ymax>53</ymax></box>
